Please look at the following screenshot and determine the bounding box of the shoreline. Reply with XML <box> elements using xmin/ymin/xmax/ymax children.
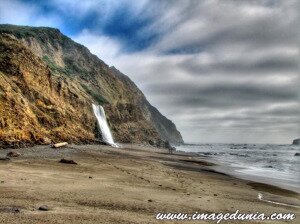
<box><xmin>195</xmin><ymin>156</ymin><xmax>300</xmax><ymax>194</ymax></box>
<box><xmin>162</xmin><ymin>150</ymin><xmax>300</xmax><ymax>197</ymax></box>
<box><xmin>0</xmin><ymin>144</ymin><xmax>299</xmax><ymax>223</ymax></box>
<box><xmin>175</xmin><ymin>144</ymin><xmax>300</xmax><ymax>195</ymax></box>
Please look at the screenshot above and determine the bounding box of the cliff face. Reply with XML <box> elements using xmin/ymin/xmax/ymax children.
<box><xmin>293</xmin><ymin>139</ymin><xmax>300</xmax><ymax>145</ymax></box>
<box><xmin>0</xmin><ymin>24</ymin><xmax>183</xmax><ymax>147</ymax></box>
<box><xmin>0</xmin><ymin>33</ymin><xmax>96</xmax><ymax>148</ymax></box>
<box><xmin>110</xmin><ymin>67</ymin><xmax>183</xmax><ymax>144</ymax></box>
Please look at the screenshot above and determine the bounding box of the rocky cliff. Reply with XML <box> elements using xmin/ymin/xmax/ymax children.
<box><xmin>0</xmin><ymin>24</ymin><xmax>183</xmax><ymax>148</ymax></box>
<box><xmin>110</xmin><ymin>67</ymin><xmax>183</xmax><ymax>144</ymax></box>
<box><xmin>293</xmin><ymin>139</ymin><xmax>300</xmax><ymax>145</ymax></box>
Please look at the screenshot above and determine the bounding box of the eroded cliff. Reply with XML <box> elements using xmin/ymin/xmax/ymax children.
<box><xmin>0</xmin><ymin>24</ymin><xmax>183</xmax><ymax>147</ymax></box>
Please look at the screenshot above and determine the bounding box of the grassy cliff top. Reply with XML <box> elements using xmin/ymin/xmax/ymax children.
<box><xmin>0</xmin><ymin>24</ymin><xmax>61</xmax><ymax>38</ymax></box>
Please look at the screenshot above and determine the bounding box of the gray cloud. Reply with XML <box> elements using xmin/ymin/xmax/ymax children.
<box><xmin>73</xmin><ymin>0</ymin><xmax>299</xmax><ymax>143</ymax></box>
<box><xmin>147</xmin><ymin>82</ymin><xmax>299</xmax><ymax>108</ymax></box>
<box><xmin>178</xmin><ymin>54</ymin><xmax>298</xmax><ymax>76</ymax></box>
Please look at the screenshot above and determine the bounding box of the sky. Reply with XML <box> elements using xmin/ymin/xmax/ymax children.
<box><xmin>0</xmin><ymin>0</ymin><xmax>299</xmax><ymax>144</ymax></box>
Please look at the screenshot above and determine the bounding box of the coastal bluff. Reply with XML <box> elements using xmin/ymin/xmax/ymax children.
<box><xmin>0</xmin><ymin>24</ymin><xmax>183</xmax><ymax>148</ymax></box>
<box><xmin>293</xmin><ymin>139</ymin><xmax>300</xmax><ymax>145</ymax></box>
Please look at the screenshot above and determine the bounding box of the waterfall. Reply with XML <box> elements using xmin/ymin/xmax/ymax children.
<box><xmin>92</xmin><ymin>104</ymin><xmax>118</xmax><ymax>147</ymax></box>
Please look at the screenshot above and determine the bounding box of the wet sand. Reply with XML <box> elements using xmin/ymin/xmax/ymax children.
<box><xmin>0</xmin><ymin>144</ymin><xmax>299</xmax><ymax>223</ymax></box>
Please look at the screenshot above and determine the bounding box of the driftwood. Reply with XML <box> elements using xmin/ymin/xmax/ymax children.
<box><xmin>52</xmin><ymin>142</ymin><xmax>68</xmax><ymax>148</ymax></box>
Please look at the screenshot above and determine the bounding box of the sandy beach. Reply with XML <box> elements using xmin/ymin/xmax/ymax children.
<box><xmin>0</xmin><ymin>144</ymin><xmax>299</xmax><ymax>223</ymax></box>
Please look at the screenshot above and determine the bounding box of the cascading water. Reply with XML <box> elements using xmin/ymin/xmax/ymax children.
<box><xmin>92</xmin><ymin>104</ymin><xmax>118</xmax><ymax>147</ymax></box>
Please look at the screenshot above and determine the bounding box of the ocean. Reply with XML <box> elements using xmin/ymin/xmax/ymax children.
<box><xmin>177</xmin><ymin>143</ymin><xmax>300</xmax><ymax>192</ymax></box>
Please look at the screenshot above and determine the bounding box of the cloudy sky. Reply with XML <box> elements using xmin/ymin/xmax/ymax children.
<box><xmin>0</xmin><ymin>0</ymin><xmax>299</xmax><ymax>144</ymax></box>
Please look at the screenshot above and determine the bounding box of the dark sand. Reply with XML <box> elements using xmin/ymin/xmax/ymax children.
<box><xmin>0</xmin><ymin>144</ymin><xmax>299</xmax><ymax>223</ymax></box>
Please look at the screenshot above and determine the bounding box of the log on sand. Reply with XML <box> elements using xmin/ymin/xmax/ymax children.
<box><xmin>52</xmin><ymin>142</ymin><xmax>68</xmax><ymax>148</ymax></box>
